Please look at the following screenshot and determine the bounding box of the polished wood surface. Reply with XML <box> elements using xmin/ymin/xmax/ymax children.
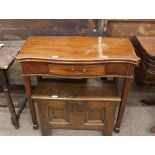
<box><xmin>33</xmin><ymin>79</ymin><xmax>120</xmax><ymax>136</ymax></box>
<box><xmin>23</xmin><ymin>61</ymin><xmax>133</xmax><ymax>78</ymax></box>
<box><xmin>16</xmin><ymin>36</ymin><xmax>139</xmax><ymax>132</ymax></box>
<box><xmin>136</xmin><ymin>36</ymin><xmax>155</xmax><ymax>58</ymax></box>
<box><xmin>114</xmin><ymin>78</ymin><xmax>132</xmax><ymax>132</ymax></box>
<box><xmin>32</xmin><ymin>79</ymin><xmax>121</xmax><ymax>101</ymax></box>
<box><xmin>16</xmin><ymin>36</ymin><xmax>139</xmax><ymax>64</ymax></box>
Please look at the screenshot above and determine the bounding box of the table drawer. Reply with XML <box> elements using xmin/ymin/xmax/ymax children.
<box><xmin>24</xmin><ymin>62</ymin><xmax>131</xmax><ymax>77</ymax></box>
<box><xmin>48</xmin><ymin>64</ymin><xmax>105</xmax><ymax>77</ymax></box>
<box><xmin>25</xmin><ymin>62</ymin><xmax>105</xmax><ymax>77</ymax></box>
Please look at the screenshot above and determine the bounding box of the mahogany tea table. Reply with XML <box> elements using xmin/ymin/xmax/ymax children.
<box><xmin>16</xmin><ymin>36</ymin><xmax>140</xmax><ymax>132</ymax></box>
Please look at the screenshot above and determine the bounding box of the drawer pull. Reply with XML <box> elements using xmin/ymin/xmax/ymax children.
<box><xmin>70</xmin><ymin>68</ymin><xmax>87</xmax><ymax>74</ymax></box>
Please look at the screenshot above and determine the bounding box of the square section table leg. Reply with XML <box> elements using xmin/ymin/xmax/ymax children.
<box><xmin>114</xmin><ymin>78</ymin><xmax>132</xmax><ymax>133</ymax></box>
<box><xmin>23</xmin><ymin>76</ymin><xmax>38</xmax><ymax>130</ymax></box>
<box><xmin>0</xmin><ymin>70</ymin><xmax>19</xmax><ymax>129</ymax></box>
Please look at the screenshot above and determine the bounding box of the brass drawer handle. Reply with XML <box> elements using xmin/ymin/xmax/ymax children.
<box><xmin>70</xmin><ymin>68</ymin><xmax>87</xmax><ymax>74</ymax></box>
<box><xmin>66</xmin><ymin>101</ymin><xmax>85</xmax><ymax>113</ymax></box>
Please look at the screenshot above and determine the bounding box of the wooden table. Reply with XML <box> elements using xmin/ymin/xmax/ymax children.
<box><xmin>0</xmin><ymin>40</ymin><xmax>25</xmax><ymax>128</ymax></box>
<box><xmin>131</xmin><ymin>35</ymin><xmax>155</xmax><ymax>133</ymax></box>
<box><xmin>16</xmin><ymin>36</ymin><xmax>140</xmax><ymax>132</ymax></box>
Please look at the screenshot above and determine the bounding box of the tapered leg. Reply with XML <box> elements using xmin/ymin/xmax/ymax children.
<box><xmin>0</xmin><ymin>70</ymin><xmax>19</xmax><ymax>129</ymax></box>
<box><xmin>23</xmin><ymin>76</ymin><xmax>38</xmax><ymax>129</ymax></box>
<box><xmin>114</xmin><ymin>78</ymin><xmax>132</xmax><ymax>133</ymax></box>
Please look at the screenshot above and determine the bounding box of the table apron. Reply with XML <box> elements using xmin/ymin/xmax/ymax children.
<box><xmin>21</xmin><ymin>62</ymin><xmax>135</xmax><ymax>78</ymax></box>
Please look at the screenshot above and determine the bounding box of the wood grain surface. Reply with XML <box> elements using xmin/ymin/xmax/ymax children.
<box><xmin>0</xmin><ymin>41</ymin><xmax>25</xmax><ymax>69</ymax></box>
<box><xmin>16</xmin><ymin>36</ymin><xmax>140</xmax><ymax>64</ymax></box>
<box><xmin>32</xmin><ymin>79</ymin><xmax>121</xmax><ymax>101</ymax></box>
<box><xmin>136</xmin><ymin>36</ymin><xmax>155</xmax><ymax>58</ymax></box>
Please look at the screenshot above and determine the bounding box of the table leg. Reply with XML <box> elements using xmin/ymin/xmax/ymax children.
<box><xmin>0</xmin><ymin>70</ymin><xmax>19</xmax><ymax>129</ymax></box>
<box><xmin>114</xmin><ymin>78</ymin><xmax>132</xmax><ymax>133</ymax></box>
<box><xmin>23</xmin><ymin>76</ymin><xmax>38</xmax><ymax>129</ymax></box>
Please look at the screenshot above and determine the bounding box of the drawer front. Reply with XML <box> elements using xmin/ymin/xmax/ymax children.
<box><xmin>44</xmin><ymin>100</ymin><xmax>116</xmax><ymax>130</ymax></box>
<box><xmin>24</xmin><ymin>62</ymin><xmax>131</xmax><ymax>77</ymax></box>
<box><xmin>24</xmin><ymin>62</ymin><xmax>105</xmax><ymax>77</ymax></box>
<box><xmin>48</xmin><ymin>64</ymin><xmax>105</xmax><ymax>77</ymax></box>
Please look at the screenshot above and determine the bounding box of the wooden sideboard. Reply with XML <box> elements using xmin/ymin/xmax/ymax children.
<box><xmin>16</xmin><ymin>36</ymin><xmax>140</xmax><ymax>132</ymax></box>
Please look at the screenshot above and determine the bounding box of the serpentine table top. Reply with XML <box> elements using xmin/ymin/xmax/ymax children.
<box><xmin>16</xmin><ymin>36</ymin><xmax>140</xmax><ymax>64</ymax></box>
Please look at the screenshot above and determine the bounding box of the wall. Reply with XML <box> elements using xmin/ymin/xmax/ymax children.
<box><xmin>106</xmin><ymin>20</ymin><xmax>155</xmax><ymax>37</ymax></box>
<box><xmin>0</xmin><ymin>19</ymin><xmax>98</xmax><ymax>40</ymax></box>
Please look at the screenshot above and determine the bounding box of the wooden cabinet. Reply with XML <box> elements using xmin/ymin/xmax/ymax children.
<box><xmin>32</xmin><ymin>79</ymin><xmax>121</xmax><ymax>136</ymax></box>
